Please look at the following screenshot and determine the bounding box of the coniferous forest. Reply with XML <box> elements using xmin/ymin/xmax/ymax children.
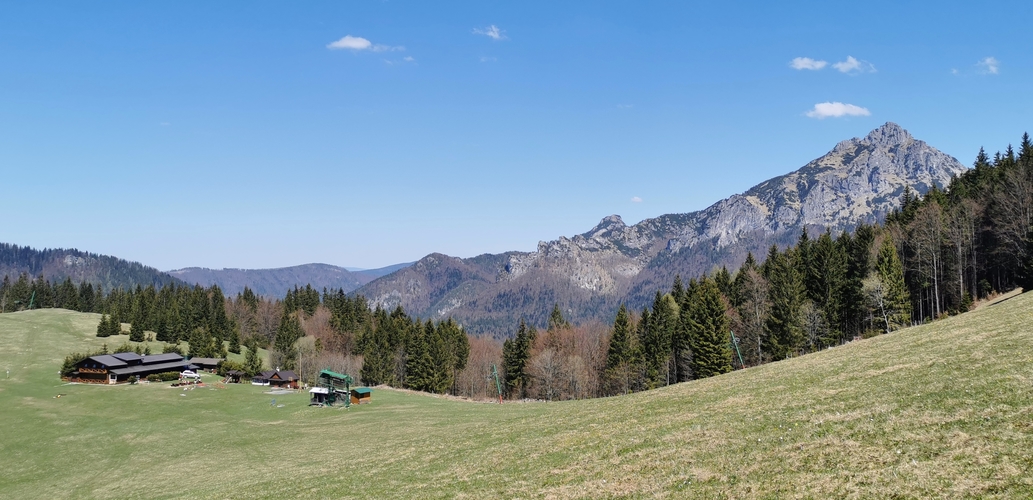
<box><xmin>7</xmin><ymin>132</ymin><xmax>1033</xmax><ymax>401</ymax></box>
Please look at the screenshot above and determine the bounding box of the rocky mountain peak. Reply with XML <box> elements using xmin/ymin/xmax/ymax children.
<box><xmin>585</xmin><ymin>214</ymin><xmax>626</xmax><ymax>238</ymax></box>
<box><xmin>863</xmin><ymin>122</ymin><xmax>913</xmax><ymax>148</ymax></box>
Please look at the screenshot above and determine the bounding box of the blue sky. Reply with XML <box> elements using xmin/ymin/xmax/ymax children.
<box><xmin>2</xmin><ymin>1</ymin><xmax>1030</xmax><ymax>271</ymax></box>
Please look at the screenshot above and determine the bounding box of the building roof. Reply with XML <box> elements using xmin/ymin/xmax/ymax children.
<box><xmin>109</xmin><ymin>360</ymin><xmax>193</xmax><ymax>376</ymax></box>
<box><xmin>255</xmin><ymin>370</ymin><xmax>276</xmax><ymax>379</ymax></box>
<box><xmin>352</xmin><ymin>387</ymin><xmax>373</xmax><ymax>395</ymax></box>
<box><xmin>319</xmin><ymin>369</ymin><xmax>351</xmax><ymax>382</ymax></box>
<box><xmin>188</xmin><ymin>357</ymin><xmax>223</xmax><ymax>366</ymax></box>
<box><xmin>270</xmin><ymin>370</ymin><xmax>298</xmax><ymax>381</ymax></box>
<box><xmin>111</xmin><ymin>352</ymin><xmax>144</xmax><ymax>363</ymax></box>
<box><xmin>141</xmin><ymin>353</ymin><xmax>184</xmax><ymax>364</ymax></box>
<box><xmin>84</xmin><ymin>355</ymin><xmax>128</xmax><ymax>368</ymax></box>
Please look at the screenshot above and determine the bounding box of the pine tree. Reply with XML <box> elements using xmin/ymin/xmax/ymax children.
<box><xmin>806</xmin><ymin>231</ymin><xmax>846</xmax><ymax>347</ymax></box>
<box><xmin>876</xmin><ymin>235</ymin><xmax>911</xmax><ymax>330</ymax></box>
<box><xmin>502</xmin><ymin>320</ymin><xmax>536</xmax><ymax>399</ymax></box>
<box><xmin>228</xmin><ymin>322</ymin><xmax>241</xmax><ymax>354</ymax></box>
<box><xmin>686</xmin><ymin>277</ymin><xmax>732</xmax><ymax>379</ymax></box>
<box><xmin>243</xmin><ymin>338</ymin><xmax>263</xmax><ymax>376</ymax></box>
<box><xmin>604</xmin><ymin>304</ymin><xmax>635</xmax><ymax>394</ymax></box>
<box><xmin>405</xmin><ymin>320</ymin><xmax>434</xmax><ymax>392</ymax></box>
<box><xmin>273</xmin><ymin>312</ymin><xmax>303</xmax><ymax>370</ymax></box>
<box><xmin>97</xmin><ymin>314</ymin><xmax>112</xmax><ymax>337</ymax></box>
<box><xmin>765</xmin><ymin>248</ymin><xmax>805</xmax><ymax>359</ymax></box>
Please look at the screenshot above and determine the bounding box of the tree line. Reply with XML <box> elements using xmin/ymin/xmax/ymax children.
<box><xmin>500</xmin><ymin>132</ymin><xmax>1033</xmax><ymax>400</ymax></box>
<box><xmin>32</xmin><ymin>131</ymin><xmax>1033</xmax><ymax>402</ymax></box>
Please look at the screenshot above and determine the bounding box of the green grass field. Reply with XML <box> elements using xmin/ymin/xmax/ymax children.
<box><xmin>1</xmin><ymin>294</ymin><xmax>1032</xmax><ymax>499</ymax></box>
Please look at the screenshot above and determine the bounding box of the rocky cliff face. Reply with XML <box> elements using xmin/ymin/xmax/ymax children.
<box><xmin>356</xmin><ymin>123</ymin><xmax>967</xmax><ymax>336</ymax></box>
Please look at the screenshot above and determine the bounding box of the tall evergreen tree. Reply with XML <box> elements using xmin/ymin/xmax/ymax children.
<box><xmin>502</xmin><ymin>319</ymin><xmax>536</xmax><ymax>399</ymax></box>
<box><xmin>273</xmin><ymin>312</ymin><xmax>303</xmax><ymax>370</ymax></box>
<box><xmin>686</xmin><ymin>277</ymin><xmax>732</xmax><ymax>379</ymax></box>
<box><xmin>765</xmin><ymin>248</ymin><xmax>805</xmax><ymax>359</ymax></box>
<box><xmin>604</xmin><ymin>304</ymin><xmax>636</xmax><ymax>394</ymax></box>
<box><xmin>875</xmin><ymin>235</ymin><xmax>911</xmax><ymax>331</ymax></box>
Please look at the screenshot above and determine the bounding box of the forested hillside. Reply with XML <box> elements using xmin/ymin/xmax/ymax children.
<box><xmin>0</xmin><ymin>243</ymin><xmax>181</xmax><ymax>304</ymax></box>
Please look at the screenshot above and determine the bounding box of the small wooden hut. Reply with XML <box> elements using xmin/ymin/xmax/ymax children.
<box><xmin>350</xmin><ymin>387</ymin><xmax>373</xmax><ymax>405</ymax></box>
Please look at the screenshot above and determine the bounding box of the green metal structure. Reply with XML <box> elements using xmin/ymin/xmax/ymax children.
<box><xmin>730</xmin><ymin>331</ymin><xmax>746</xmax><ymax>369</ymax></box>
<box><xmin>313</xmin><ymin>369</ymin><xmax>353</xmax><ymax>407</ymax></box>
<box><xmin>489</xmin><ymin>364</ymin><xmax>503</xmax><ymax>404</ymax></box>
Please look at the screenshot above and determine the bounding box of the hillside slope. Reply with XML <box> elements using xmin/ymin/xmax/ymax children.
<box><xmin>0</xmin><ymin>242</ymin><xmax>182</xmax><ymax>291</ymax></box>
<box><xmin>168</xmin><ymin>262</ymin><xmax>414</xmax><ymax>298</ymax></box>
<box><xmin>358</xmin><ymin>123</ymin><xmax>967</xmax><ymax>335</ymax></box>
<box><xmin>1</xmin><ymin>291</ymin><xmax>1030</xmax><ymax>498</ymax></box>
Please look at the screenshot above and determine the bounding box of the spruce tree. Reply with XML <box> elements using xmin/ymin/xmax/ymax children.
<box><xmin>97</xmin><ymin>314</ymin><xmax>111</xmax><ymax>337</ymax></box>
<box><xmin>244</xmin><ymin>338</ymin><xmax>264</xmax><ymax>376</ymax></box>
<box><xmin>228</xmin><ymin>323</ymin><xmax>242</xmax><ymax>354</ymax></box>
<box><xmin>686</xmin><ymin>277</ymin><xmax>732</xmax><ymax>379</ymax></box>
<box><xmin>876</xmin><ymin>235</ymin><xmax>911</xmax><ymax>330</ymax></box>
<box><xmin>405</xmin><ymin>320</ymin><xmax>433</xmax><ymax>392</ymax></box>
<box><xmin>604</xmin><ymin>304</ymin><xmax>635</xmax><ymax>394</ymax></box>
<box><xmin>765</xmin><ymin>249</ymin><xmax>805</xmax><ymax>359</ymax></box>
<box><xmin>273</xmin><ymin>312</ymin><xmax>303</xmax><ymax>370</ymax></box>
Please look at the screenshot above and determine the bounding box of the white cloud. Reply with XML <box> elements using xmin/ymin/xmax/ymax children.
<box><xmin>805</xmin><ymin>102</ymin><xmax>871</xmax><ymax>119</ymax></box>
<box><xmin>790</xmin><ymin>57</ymin><xmax>827</xmax><ymax>70</ymax></box>
<box><xmin>951</xmin><ymin>68</ymin><xmax>959</xmax><ymax>75</ymax></box>
<box><xmin>473</xmin><ymin>25</ymin><xmax>507</xmax><ymax>41</ymax></box>
<box><xmin>631</xmin><ymin>196</ymin><xmax>642</xmax><ymax>203</ymax></box>
<box><xmin>977</xmin><ymin>56</ymin><xmax>999</xmax><ymax>74</ymax></box>
<box><xmin>617</xmin><ymin>104</ymin><xmax>633</xmax><ymax>109</ymax></box>
<box><xmin>833</xmin><ymin>56</ymin><xmax>876</xmax><ymax>74</ymax></box>
<box><xmin>403</xmin><ymin>56</ymin><xmax>415</xmax><ymax>62</ymax></box>
<box><xmin>327</xmin><ymin>35</ymin><xmax>404</xmax><ymax>52</ymax></box>
<box><xmin>479</xmin><ymin>56</ymin><xmax>497</xmax><ymax>63</ymax></box>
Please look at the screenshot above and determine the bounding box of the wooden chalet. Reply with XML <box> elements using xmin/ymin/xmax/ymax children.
<box><xmin>225</xmin><ymin>370</ymin><xmax>245</xmax><ymax>383</ymax></box>
<box><xmin>251</xmin><ymin>369</ymin><xmax>299</xmax><ymax>389</ymax></box>
<box><xmin>188</xmin><ymin>357</ymin><xmax>223</xmax><ymax>372</ymax></box>
<box><xmin>71</xmin><ymin>352</ymin><xmax>196</xmax><ymax>385</ymax></box>
<box><xmin>350</xmin><ymin>387</ymin><xmax>373</xmax><ymax>405</ymax></box>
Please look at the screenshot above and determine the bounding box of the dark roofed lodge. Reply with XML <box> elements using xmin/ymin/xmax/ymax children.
<box><xmin>71</xmin><ymin>352</ymin><xmax>197</xmax><ymax>384</ymax></box>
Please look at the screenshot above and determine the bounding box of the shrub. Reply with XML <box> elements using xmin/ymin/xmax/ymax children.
<box><xmin>218</xmin><ymin>360</ymin><xmax>246</xmax><ymax>376</ymax></box>
<box><xmin>157</xmin><ymin>372</ymin><xmax>180</xmax><ymax>382</ymax></box>
<box><xmin>146</xmin><ymin>374</ymin><xmax>161</xmax><ymax>382</ymax></box>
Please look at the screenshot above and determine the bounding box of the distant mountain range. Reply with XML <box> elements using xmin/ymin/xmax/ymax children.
<box><xmin>0</xmin><ymin>243</ymin><xmax>182</xmax><ymax>291</ymax></box>
<box><xmin>3</xmin><ymin>123</ymin><xmax>968</xmax><ymax>337</ymax></box>
<box><xmin>167</xmin><ymin>262</ymin><xmax>413</xmax><ymax>298</ymax></box>
<box><xmin>354</xmin><ymin>123</ymin><xmax>968</xmax><ymax>336</ymax></box>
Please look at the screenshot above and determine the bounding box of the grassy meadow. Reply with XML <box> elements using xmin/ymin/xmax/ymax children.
<box><xmin>1</xmin><ymin>293</ymin><xmax>1032</xmax><ymax>498</ymax></box>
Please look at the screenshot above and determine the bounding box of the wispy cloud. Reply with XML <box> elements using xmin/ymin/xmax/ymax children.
<box><xmin>790</xmin><ymin>57</ymin><xmax>827</xmax><ymax>70</ymax></box>
<box><xmin>617</xmin><ymin>104</ymin><xmax>633</xmax><ymax>109</ymax></box>
<box><xmin>631</xmin><ymin>196</ymin><xmax>642</xmax><ymax>203</ymax></box>
<box><xmin>977</xmin><ymin>56</ymin><xmax>999</xmax><ymax>74</ymax></box>
<box><xmin>832</xmin><ymin>56</ymin><xmax>876</xmax><ymax>74</ymax></box>
<box><xmin>473</xmin><ymin>25</ymin><xmax>507</xmax><ymax>41</ymax></box>
<box><xmin>805</xmin><ymin>102</ymin><xmax>871</xmax><ymax>119</ymax></box>
<box><xmin>327</xmin><ymin>35</ymin><xmax>404</xmax><ymax>52</ymax></box>
<box><xmin>403</xmin><ymin>56</ymin><xmax>415</xmax><ymax>63</ymax></box>
<box><xmin>479</xmin><ymin>56</ymin><xmax>497</xmax><ymax>63</ymax></box>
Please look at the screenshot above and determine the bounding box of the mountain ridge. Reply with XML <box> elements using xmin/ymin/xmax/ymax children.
<box><xmin>356</xmin><ymin>122</ymin><xmax>967</xmax><ymax>336</ymax></box>
<box><xmin>168</xmin><ymin>262</ymin><xmax>414</xmax><ymax>298</ymax></box>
